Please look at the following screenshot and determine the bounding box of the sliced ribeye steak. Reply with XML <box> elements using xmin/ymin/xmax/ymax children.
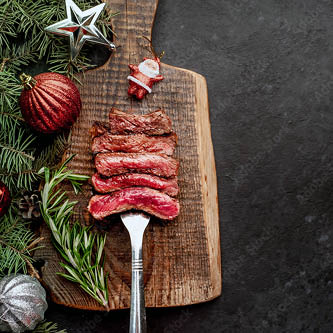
<box><xmin>95</xmin><ymin>153</ymin><xmax>179</xmax><ymax>178</ymax></box>
<box><xmin>92</xmin><ymin>132</ymin><xmax>177</xmax><ymax>155</ymax></box>
<box><xmin>90</xmin><ymin>121</ymin><xmax>109</xmax><ymax>139</ymax></box>
<box><xmin>108</xmin><ymin>108</ymin><xmax>172</xmax><ymax>135</ymax></box>
<box><xmin>88</xmin><ymin>187</ymin><xmax>180</xmax><ymax>220</ymax></box>
<box><xmin>92</xmin><ymin>173</ymin><xmax>179</xmax><ymax>196</ymax></box>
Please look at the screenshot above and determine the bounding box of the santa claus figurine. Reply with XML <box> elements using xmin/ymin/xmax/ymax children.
<box><xmin>127</xmin><ymin>57</ymin><xmax>164</xmax><ymax>100</ymax></box>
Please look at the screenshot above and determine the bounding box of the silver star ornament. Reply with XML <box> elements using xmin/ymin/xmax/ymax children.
<box><xmin>45</xmin><ymin>0</ymin><xmax>115</xmax><ymax>60</ymax></box>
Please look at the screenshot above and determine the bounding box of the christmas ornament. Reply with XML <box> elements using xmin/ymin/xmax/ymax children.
<box><xmin>19</xmin><ymin>72</ymin><xmax>81</xmax><ymax>134</ymax></box>
<box><xmin>18</xmin><ymin>191</ymin><xmax>41</xmax><ymax>220</ymax></box>
<box><xmin>0</xmin><ymin>181</ymin><xmax>11</xmax><ymax>218</ymax></box>
<box><xmin>0</xmin><ymin>275</ymin><xmax>47</xmax><ymax>333</ymax></box>
<box><xmin>45</xmin><ymin>0</ymin><xmax>116</xmax><ymax>60</ymax></box>
<box><xmin>127</xmin><ymin>57</ymin><xmax>164</xmax><ymax>100</ymax></box>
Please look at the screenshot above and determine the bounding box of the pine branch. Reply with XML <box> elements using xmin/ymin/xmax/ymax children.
<box><xmin>39</xmin><ymin>157</ymin><xmax>109</xmax><ymax>309</ymax></box>
<box><xmin>0</xmin><ymin>131</ymin><xmax>68</xmax><ymax>192</ymax></box>
<box><xmin>47</xmin><ymin>42</ymin><xmax>95</xmax><ymax>83</ymax></box>
<box><xmin>0</xmin><ymin>127</ymin><xmax>35</xmax><ymax>170</ymax></box>
<box><xmin>34</xmin><ymin>133</ymin><xmax>69</xmax><ymax>171</ymax></box>
<box><xmin>0</xmin><ymin>1</ymin><xmax>18</xmax><ymax>49</ymax></box>
<box><xmin>0</xmin><ymin>106</ymin><xmax>24</xmax><ymax>130</ymax></box>
<box><xmin>0</xmin><ymin>207</ymin><xmax>38</xmax><ymax>278</ymax></box>
<box><xmin>0</xmin><ymin>168</ymin><xmax>37</xmax><ymax>193</ymax></box>
<box><xmin>96</xmin><ymin>4</ymin><xmax>119</xmax><ymax>38</ymax></box>
<box><xmin>0</xmin><ymin>70</ymin><xmax>22</xmax><ymax>111</ymax></box>
<box><xmin>0</xmin><ymin>126</ymin><xmax>37</xmax><ymax>191</ymax></box>
<box><xmin>1</xmin><ymin>44</ymin><xmax>39</xmax><ymax>73</ymax></box>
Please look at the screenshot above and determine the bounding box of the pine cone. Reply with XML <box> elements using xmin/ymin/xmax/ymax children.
<box><xmin>18</xmin><ymin>191</ymin><xmax>41</xmax><ymax>219</ymax></box>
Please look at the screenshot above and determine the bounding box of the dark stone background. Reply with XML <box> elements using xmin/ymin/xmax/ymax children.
<box><xmin>46</xmin><ymin>0</ymin><xmax>333</xmax><ymax>331</ymax></box>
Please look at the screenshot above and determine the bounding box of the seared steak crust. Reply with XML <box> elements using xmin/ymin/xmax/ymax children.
<box><xmin>90</xmin><ymin>121</ymin><xmax>109</xmax><ymax>139</ymax></box>
<box><xmin>95</xmin><ymin>153</ymin><xmax>179</xmax><ymax>178</ymax></box>
<box><xmin>88</xmin><ymin>187</ymin><xmax>180</xmax><ymax>220</ymax></box>
<box><xmin>92</xmin><ymin>132</ymin><xmax>177</xmax><ymax>155</ymax></box>
<box><xmin>108</xmin><ymin>109</ymin><xmax>172</xmax><ymax>135</ymax></box>
<box><xmin>91</xmin><ymin>173</ymin><xmax>179</xmax><ymax>196</ymax></box>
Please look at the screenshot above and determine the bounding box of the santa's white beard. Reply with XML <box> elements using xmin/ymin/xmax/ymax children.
<box><xmin>139</xmin><ymin>61</ymin><xmax>159</xmax><ymax>78</ymax></box>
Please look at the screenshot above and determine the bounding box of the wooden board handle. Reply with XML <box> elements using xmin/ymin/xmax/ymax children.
<box><xmin>106</xmin><ymin>0</ymin><xmax>159</xmax><ymax>59</ymax></box>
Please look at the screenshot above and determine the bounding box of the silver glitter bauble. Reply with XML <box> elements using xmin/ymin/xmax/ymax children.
<box><xmin>0</xmin><ymin>275</ymin><xmax>48</xmax><ymax>333</ymax></box>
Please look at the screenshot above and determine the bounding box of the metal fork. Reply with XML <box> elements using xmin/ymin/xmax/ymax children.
<box><xmin>121</xmin><ymin>212</ymin><xmax>150</xmax><ymax>333</ymax></box>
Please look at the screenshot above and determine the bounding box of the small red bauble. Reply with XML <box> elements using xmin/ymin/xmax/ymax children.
<box><xmin>0</xmin><ymin>181</ymin><xmax>11</xmax><ymax>217</ymax></box>
<box><xmin>19</xmin><ymin>72</ymin><xmax>81</xmax><ymax>134</ymax></box>
<box><xmin>127</xmin><ymin>57</ymin><xmax>164</xmax><ymax>100</ymax></box>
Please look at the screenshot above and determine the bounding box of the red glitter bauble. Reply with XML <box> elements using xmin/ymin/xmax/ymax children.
<box><xmin>0</xmin><ymin>181</ymin><xmax>11</xmax><ymax>217</ymax></box>
<box><xmin>19</xmin><ymin>72</ymin><xmax>81</xmax><ymax>134</ymax></box>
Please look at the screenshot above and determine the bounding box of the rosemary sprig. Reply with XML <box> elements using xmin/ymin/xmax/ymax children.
<box><xmin>33</xmin><ymin>320</ymin><xmax>67</xmax><ymax>333</ymax></box>
<box><xmin>38</xmin><ymin>156</ymin><xmax>109</xmax><ymax>309</ymax></box>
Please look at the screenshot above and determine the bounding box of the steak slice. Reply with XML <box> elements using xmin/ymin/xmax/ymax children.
<box><xmin>92</xmin><ymin>173</ymin><xmax>179</xmax><ymax>196</ymax></box>
<box><xmin>109</xmin><ymin>108</ymin><xmax>172</xmax><ymax>135</ymax></box>
<box><xmin>92</xmin><ymin>132</ymin><xmax>177</xmax><ymax>155</ymax></box>
<box><xmin>95</xmin><ymin>153</ymin><xmax>179</xmax><ymax>178</ymax></box>
<box><xmin>88</xmin><ymin>187</ymin><xmax>180</xmax><ymax>220</ymax></box>
<box><xmin>90</xmin><ymin>121</ymin><xmax>109</xmax><ymax>139</ymax></box>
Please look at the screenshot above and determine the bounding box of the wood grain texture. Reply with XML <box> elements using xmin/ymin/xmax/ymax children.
<box><xmin>34</xmin><ymin>0</ymin><xmax>221</xmax><ymax>310</ymax></box>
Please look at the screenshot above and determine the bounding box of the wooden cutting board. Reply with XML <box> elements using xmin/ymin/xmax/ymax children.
<box><xmin>34</xmin><ymin>0</ymin><xmax>221</xmax><ymax>311</ymax></box>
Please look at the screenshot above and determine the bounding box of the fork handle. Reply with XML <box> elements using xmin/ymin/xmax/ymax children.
<box><xmin>130</xmin><ymin>251</ymin><xmax>147</xmax><ymax>333</ymax></box>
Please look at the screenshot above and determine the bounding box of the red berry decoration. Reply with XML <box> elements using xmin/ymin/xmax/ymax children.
<box><xmin>0</xmin><ymin>181</ymin><xmax>11</xmax><ymax>217</ymax></box>
<box><xmin>19</xmin><ymin>72</ymin><xmax>81</xmax><ymax>134</ymax></box>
